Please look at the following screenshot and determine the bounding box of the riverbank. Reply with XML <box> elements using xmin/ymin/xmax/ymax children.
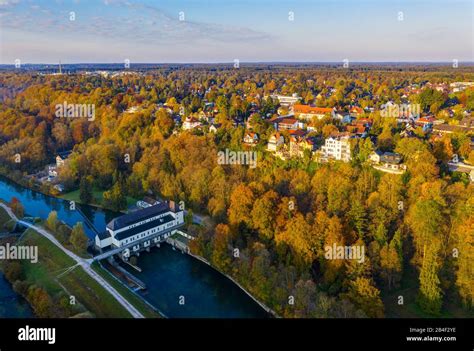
<box><xmin>0</xmin><ymin>175</ymin><xmax>272</xmax><ymax>318</ymax></box>
<box><xmin>0</xmin><ymin>168</ymin><xmax>128</xmax><ymax>215</ymax></box>
<box><xmin>167</xmin><ymin>235</ymin><xmax>276</xmax><ymax>317</ymax></box>
<box><xmin>120</xmin><ymin>243</ymin><xmax>270</xmax><ymax>318</ymax></box>
<box><xmin>188</xmin><ymin>250</ymin><xmax>277</xmax><ymax>317</ymax></box>
<box><xmin>91</xmin><ymin>261</ymin><xmax>163</xmax><ymax>318</ymax></box>
<box><xmin>2</xmin><ymin>228</ymin><xmax>133</xmax><ymax>317</ymax></box>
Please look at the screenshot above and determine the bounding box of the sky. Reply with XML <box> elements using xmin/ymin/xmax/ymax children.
<box><xmin>0</xmin><ymin>0</ymin><xmax>473</xmax><ymax>64</ymax></box>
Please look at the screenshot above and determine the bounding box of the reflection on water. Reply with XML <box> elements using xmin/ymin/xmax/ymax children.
<box><xmin>122</xmin><ymin>245</ymin><xmax>269</xmax><ymax>318</ymax></box>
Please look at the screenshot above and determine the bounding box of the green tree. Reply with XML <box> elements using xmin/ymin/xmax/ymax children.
<box><xmin>79</xmin><ymin>177</ymin><xmax>93</xmax><ymax>204</ymax></box>
<box><xmin>418</xmin><ymin>244</ymin><xmax>443</xmax><ymax>315</ymax></box>
<box><xmin>46</xmin><ymin>211</ymin><xmax>59</xmax><ymax>232</ymax></box>
<box><xmin>70</xmin><ymin>222</ymin><xmax>88</xmax><ymax>254</ymax></box>
<box><xmin>102</xmin><ymin>182</ymin><xmax>127</xmax><ymax>211</ymax></box>
<box><xmin>345</xmin><ymin>277</ymin><xmax>384</xmax><ymax>318</ymax></box>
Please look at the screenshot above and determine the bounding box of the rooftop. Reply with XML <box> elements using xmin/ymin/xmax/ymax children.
<box><xmin>107</xmin><ymin>202</ymin><xmax>172</xmax><ymax>231</ymax></box>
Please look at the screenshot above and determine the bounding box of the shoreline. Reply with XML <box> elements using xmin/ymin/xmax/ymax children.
<box><xmin>166</xmin><ymin>236</ymin><xmax>277</xmax><ymax>318</ymax></box>
<box><xmin>0</xmin><ymin>174</ymin><xmax>277</xmax><ymax>318</ymax></box>
<box><xmin>188</xmin><ymin>251</ymin><xmax>278</xmax><ymax>317</ymax></box>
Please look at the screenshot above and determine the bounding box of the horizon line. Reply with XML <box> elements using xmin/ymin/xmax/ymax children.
<box><xmin>2</xmin><ymin>60</ymin><xmax>474</xmax><ymax>66</ymax></box>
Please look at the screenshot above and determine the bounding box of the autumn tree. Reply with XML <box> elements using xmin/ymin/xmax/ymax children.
<box><xmin>345</xmin><ymin>277</ymin><xmax>384</xmax><ymax>318</ymax></box>
<box><xmin>103</xmin><ymin>182</ymin><xmax>127</xmax><ymax>211</ymax></box>
<box><xmin>9</xmin><ymin>197</ymin><xmax>24</xmax><ymax>218</ymax></box>
<box><xmin>70</xmin><ymin>222</ymin><xmax>88</xmax><ymax>255</ymax></box>
<box><xmin>228</xmin><ymin>184</ymin><xmax>254</xmax><ymax>227</ymax></box>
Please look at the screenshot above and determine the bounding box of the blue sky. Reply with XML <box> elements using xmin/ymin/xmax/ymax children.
<box><xmin>0</xmin><ymin>0</ymin><xmax>473</xmax><ymax>63</ymax></box>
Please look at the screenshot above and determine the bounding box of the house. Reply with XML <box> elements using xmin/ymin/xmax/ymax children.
<box><xmin>370</xmin><ymin>151</ymin><xmax>407</xmax><ymax>174</ymax></box>
<box><xmin>48</xmin><ymin>165</ymin><xmax>58</xmax><ymax>177</ymax></box>
<box><xmin>137</xmin><ymin>197</ymin><xmax>159</xmax><ymax>209</ymax></box>
<box><xmin>432</xmin><ymin>117</ymin><xmax>474</xmax><ymax>135</ymax></box>
<box><xmin>56</xmin><ymin>151</ymin><xmax>72</xmax><ymax>168</ymax></box>
<box><xmin>267</xmin><ymin>133</ymin><xmax>285</xmax><ymax>152</ymax></box>
<box><xmin>243</xmin><ymin>132</ymin><xmax>259</xmax><ymax>146</ymax></box>
<box><xmin>345</xmin><ymin>124</ymin><xmax>368</xmax><ymax>137</ymax></box>
<box><xmin>95</xmin><ymin>201</ymin><xmax>185</xmax><ymax>253</ymax></box>
<box><xmin>342</xmin><ymin>115</ymin><xmax>355</xmax><ymax>124</ymax></box>
<box><xmin>459</xmin><ymin>116</ymin><xmax>474</xmax><ymax>129</ymax></box>
<box><xmin>209</xmin><ymin>123</ymin><xmax>222</xmax><ymax>133</ymax></box>
<box><xmin>269</xmin><ymin>94</ymin><xmax>301</xmax><ymax>107</ymax></box>
<box><xmin>450</xmin><ymin>82</ymin><xmax>474</xmax><ymax>93</ymax></box>
<box><xmin>289</xmin><ymin>136</ymin><xmax>318</xmax><ymax>158</ymax></box>
<box><xmin>182</xmin><ymin>116</ymin><xmax>201</xmax><ymax>130</ymax></box>
<box><xmin>54</xmin><ymin>184</ymin><xmax>65</xmax><ymax>192</ymax></box>
<box><xmin>350</xmin><ymin>106</ymin><xmax>364</xmax><ymax>117</ymax></box>
<box><xmin>320</xmin><ymin>135</ymin><xmax>352</xmax><ymax>162</ymax></box>
<box><xmin>272</xmin><ymin>117</ymin><xmax>303</xmax><ymax>131</ymax></box>
<box><xmin>368</xmin><ymin>150</ymin><xmax>383</xmax><ymax>163</ymax></box>
<box><xmin>415</xmin><ymin>116</ymin><xmax>435</xmax><ymax>131</ymax></box>
<box><xmin>293</xmin><ymin>104</ymin><xmax>334</xmax><ymax>121</ymax></box>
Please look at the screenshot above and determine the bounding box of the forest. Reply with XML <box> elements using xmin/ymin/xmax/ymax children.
<box><xmin>0</xmin><ymin>64</ymin><xmax>473</xmax><ymax>318</ymax></box>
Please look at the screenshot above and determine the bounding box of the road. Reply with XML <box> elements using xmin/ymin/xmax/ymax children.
<box><xmin>0</xmin><ymin>202</ymin><xmax>144</xmax><ymax>319</ymax></box>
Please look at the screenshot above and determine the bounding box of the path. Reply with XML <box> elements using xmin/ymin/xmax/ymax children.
<box><xmin>0</xmin><ymin>202</ymin><xmax>144</xmax><ymax>318</ymax></box>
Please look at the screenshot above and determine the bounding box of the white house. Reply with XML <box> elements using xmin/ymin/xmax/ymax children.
<box><xmin>182</xmin><ymin>116</ymin><xmax>201</xmax><ymax>130</ymax></box>
<box><xmin>243</xmin><ymin>132</ymin><xmax>259</xmax><ymax>145</ymax></box>
<box><xmin>267</xmin><ymin>133</ymin><xmax>285</xmax><ymax>152</ymax></box>
<box><xmin>321</xmin><ymin>135</ymin><xmax>351</xmax><ymax>162</ymax></box>
<box><xmin>56</xmin><ymin>151</ymin><xmax>72</xmax><ymax>168</ymax></box>
<box><xmin>95</xmin><ymin>201</ymin><xmax>185</xmax><ymax>251</ymax></box>
<box><xmin>269</xmin><ymin>94</ymin><xmax>301</xmax><ymax>107</ymax></box>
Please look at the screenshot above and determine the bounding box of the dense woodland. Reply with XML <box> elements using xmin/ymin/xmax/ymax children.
<box><xmin>0</xmin><ymin>65</ymin><xmax>473</xmax><ymax>318</ymax></box>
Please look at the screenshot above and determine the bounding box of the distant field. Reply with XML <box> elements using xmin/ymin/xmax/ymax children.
<box><xmin>19</xmin><ymin>229</ymin><xmax>132</xmax><ymax>318</ymax></box>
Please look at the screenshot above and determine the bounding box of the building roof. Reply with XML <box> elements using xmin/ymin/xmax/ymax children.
<box><xmin>107</xmin><ymin>202</ymin><xmax>171</xmax><ymax>231</ymax></box>
<box><xmin>57</xmin><ymin>151</ymin><xmax>72</xmax><ymax>160</ymax></box>
<box><xmin>294</xmin><ymin>104</ymin><xmax>333</xmax><ymax>114</ymax></box>
<box><xmin>114</xmin><ymin>214</ymin><xmax>176</xmax><ymax>240</ymax></box>
<box><xmin>97</xmin><ymin>231</ymin><xmax>111</xmax><ymax>240</ymax></box>
<box><xmin>433</xmin><ymin>124</ymin><xmax>472</xmax><ymax>133</ymax></box>
<box><xmin>279</xmin><ymin>118</ymin><xmax>298</xmax><ymax>125</ymax></box>
<box><xmin>350</xmin><ymin>106</ymin><xmax>364</xmax><ymax>114</ymax></box>
<box><xmin>380</xmin><ymin>152</ymin><xmax>403</xmax><ymax>164</ymax></box>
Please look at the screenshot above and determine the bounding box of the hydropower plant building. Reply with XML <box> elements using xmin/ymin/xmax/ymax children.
<box><xmin>94</xmin><ymin>201</ymin><xmax>185</xmax><ymax>257</ymax></box>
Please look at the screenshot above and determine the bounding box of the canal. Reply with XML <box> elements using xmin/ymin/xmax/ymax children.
<box><xmin>0</xmin><ymin>175</ymin><xmax>268</xmax><ymax>318</ymax></box>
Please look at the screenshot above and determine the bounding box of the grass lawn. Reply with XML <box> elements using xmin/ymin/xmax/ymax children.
<box><xmin>19</xmin><ymin>229</ymin><xmax>132</xmax><ymax>318</ymax></box>
<box><xmin>60</xmin><ymin>188</ymin><xmax>105</xmax><ymax>208</ymax></box>
<box><xmin>60</xmin><ymin>187</ymin><xmax>139</xmax><ymax>212</ymax></box>
<box><xmin>0</xmin><ymin>206</ymin><xmax>13</xmax><ymax>230</ymax></box>
<box><xmin>91</xmin><ymin>261</ymin><xmax>162</xmax><ymax>318</ymax></box>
